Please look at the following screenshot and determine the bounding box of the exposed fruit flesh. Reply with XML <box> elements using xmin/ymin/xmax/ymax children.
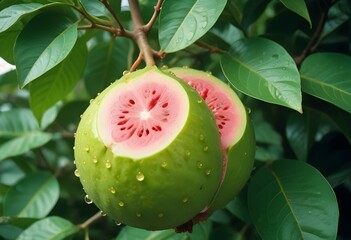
<box><xmin>170</xmin><ymin>70</ymin><xmax>246</xmax><ymax>149</ymax></box>
<box><xmin>98</xmin><ymin>72</ymin><xmax>189</xmax><ymax>159</ymax></box>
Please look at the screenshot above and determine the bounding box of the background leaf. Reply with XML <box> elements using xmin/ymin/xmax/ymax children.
<box><xmin>248</xmin><ymin>160</ymin><xmax>339</xmax><ymax>240</ymax></box>
<box><xmin>221</xmin><ymin>37</ymin><xmax>302</xmax><ymax>112</ymax></box>
<box><xmin>29</xmin><ymin>39</ymin><xmax>88</xmax><ymax>122</ymax></box>
<box><xmin>116</xmin><ymin>221</ymin><xmax>212</xmax><ymax>240</ymax></box>
<box><xmin>300</xmin><ymin>52</ymin><xmax>351</xmax><ymax>114</ymax></box>
<box><xmin>14</xmin><ymin>12</ymin><xmax>78</xmax><ymax>87</ymax></box>
<box><xmin>279</xmin><ymin>0</ymin><xmax>312</xmax><ymax>27</ymax></box>
<box><xmin>17</xmin><ymin>216</ymin><xmax>78</xmax><ymax>240</ymax></box>
<box><xmin>84</xmin><ymin>37</ymin><xmax>130</xmax><ymax>97</ymax></box>
<box><xmin>159</xmin><ymin>0</ymin><xmax>227</xmax><ymax>52</ymax></box>
<box><xmin>0</xmin><ymin>109</ymin><xmax>52</xmax><ymax>162</ymax></box>
<box><xmin>3</xmin><ymin>171</ymin><xmax>59</xmax><ymax>218</ymax></box>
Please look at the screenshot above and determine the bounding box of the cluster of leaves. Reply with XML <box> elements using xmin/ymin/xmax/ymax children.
<box><xmin>0</xmin><ymin>0</ymin><xmax>350</xmax><ymax>239</ymax></box>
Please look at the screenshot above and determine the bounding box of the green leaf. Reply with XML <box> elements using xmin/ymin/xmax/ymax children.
<box><xmin>300</xmin><ymin>52</ymin><xmax>351</xmax><ymax>114</ymax></box>
<box><xmin>279</xmin><ymin>0</ymin><xmax>312</xmax><ymax>27</ymax></box>
<box><xmin>159</xmin><ymin>0</ymin><xmax>227</xmax><ymax>53</ymax></box>
<box><xmin>14</xmin><ymin>12</ymin><xmax>78</xmax><ymax>87</ymax></box>
<box><xmin>84</xmin><ymin>37</ymin><xmax>130</xmax><ymax>97</ymax></box>
<box><xmin>3</xmin><ymin>171</ymin><xmax>59</xmax><ymax>218</ymax></box>
<box><xmin>29</xmin><ymin>39</ymin><xmax>88</xmax><ymax>122</ymax></box>
<box><xmin>0</xmin><ymin>109</ymin><xmax>53</xmax><ymax>162</ymax></box>
<box><xmin>0</xmin><ymin>70</ymin><xmax>17</xmax><ymax>93</ymax></box>
<box><xmin>0</xmin><ymin>3</ymin><xmax>43</xmax><ymax>33</ymax></box>
<box><xmin>286</xmin><ymin>113</ymin><xmax>310</xmax><ymax>161</ymax></box>
<box><xmin>241</xmin><ymin>0</ymin><xmax>270</xmax><ymax>30</ymax></box>
<box><xmin>226</xmin><ymin>186</ymin><xmax>252</xmax><ymax>224</ymax></box>
<box><xmin>116</xmin><ymin>221</ymin><xmax>212</xmax><ymax>240</ymax></box>
<box><xmin>221</xmin><ymin>37</ymin><xmax>302</xmax><ymax>112</ymax></box>
<box><xmin>80</xmin><ymin>0</ymin><xmax>109</xmax><ymax>17</ymax></box>
<box><xmin>248</xmin><ymin>160</ymin><xmax>339</xmax><ymax>240</ymax></box>
<box><xmin>0</xmin><ymin>24</ymin><xmax>22</xmax><ymax>64</ymax></box>
<box><xmin>17</xmin><ymin>216</ymin><xmax>78</xmax><ymax>240</ymax></box>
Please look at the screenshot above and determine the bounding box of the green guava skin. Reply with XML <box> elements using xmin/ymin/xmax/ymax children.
<box><xmin>74</xmin><ymin>66</ymin><xmax>223</xmax><ymax>230</ymax></box>
<box><xmin>207</xmin><ymin>114</ymin><xmax>255</xmax><ymax>213</ymax></box>
<box><xmin>168</xmin><ymin>67</ymin><xmax>256</xmax><ymax>214</ymax></box>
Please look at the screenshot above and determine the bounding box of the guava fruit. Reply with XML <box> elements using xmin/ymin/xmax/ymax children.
<box><xmin>169</xmin><ymin>67</ymin><xmax>255</xmax><ymax>213</ymax></box>
<box><xmin>74</xmin><ymin>66</ymin><xmax>223</xmax><ymax>230</ymax></box>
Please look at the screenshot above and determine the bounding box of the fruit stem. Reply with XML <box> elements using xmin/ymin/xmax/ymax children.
<box><xmin>78</xmin><ymin>211</ymin><xmax>103</xmax><ymax>229</ymax></box>
<box><xmin>128</xmin><ymin>0</ymin><xmax>155</xmax><ymax>66</ymax></box>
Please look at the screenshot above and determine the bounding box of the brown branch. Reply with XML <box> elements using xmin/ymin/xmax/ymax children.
<box><xmin>130</xmin><ymin>53</ymin><xmax>143</xmax><ymax>72</ymax></box>
<box><xmin>144</xmin><ymin>0</ymin><xmax>163</xmax><ymax>32</ymax></box>
<box><xmin>294</xmin><ymin>2</ymin><xmax>331</xmax><ymax>67</ymax></box>
<box><xmin>100</xmin><ymin>0</ymin><xmax>127</xmax><ymax>34</ymax></box>
<box><xmin>129</xmin><ymin>0</ymin><xmax>155</xmax><ymax>66</ymax></box>
<box><xmin>195</xmin><ymin>41</ymin><xmax>226</xmax><ymax>54</ymax></box>
<box><xmin>78</xmin><ymin>211</ymin><xmax>103</xmax><ymax>229</ymax></box>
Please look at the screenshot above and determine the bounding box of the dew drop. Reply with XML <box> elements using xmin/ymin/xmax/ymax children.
<box><xmin>115</xmin><ymin>221</ymin><xmax>122</xmax><ymax>226</ymax></box>
<box><xmin>136</xmin><ymin>212</ymin><xmax>142</xmax><ymax>217</ymax></box>
<box><xmin>73</xmin><ymin>146</ymin><xmax>76</xmax><ymax>150</ymax></box>
<box><xmin>74</xmin><ymin>169</ymin><xmax>80</xmax><ymax>177</ymax></box>
<box><xmin>186</xmin><ymin>32</ymin><xmax>194</xmax><ymax>41</ymax></box>
<box><xmin>136</xmin><ymin>172</ymin><xmax>145</xmax><ymax>181</ymax></box>
<box><xmin>197</xmin><ymin>161</ymin><xmax>203</xmax><ymax>169</ymax></box>
<box><xmin>203</xmin><ymin>146</ymin><xmax>209</xmax><ymax>152</ymax></box>
<box><xmin>110</xmin><ymin>187</ymin><xmax>116</xmax><ymax>194</ymax></box>
<box><xmin>182</xmin><ymin>65</ymin><xmax>189</xmax><ymax>69</ymax></box>
<box><xmin>161</xmin><ymin>161</ymin><xmax>168</xmax><ymax>168</ymax></box>
<box><xmin>100</xmin><ymin>211</ymin><xmax>107</xmax><ymax>216</ymax></box>
<box><xmin>85</xmin><ymin>147</ymin><xmax>90</xmax><ymax>152</ymax></box>
<box><xmin>80</xmin><ymin>114</ymin><xmax>83</xmax><ymax>118</ymax></box>
<box><xmin>185</xmin><ymin>150</ymin><xmax>191</xmax><ymax>157</ymax></box>
<box><xmin>123</xmin><ymin>70</ymin><xmax>130</xmax><ymax>75</ymax></box>
<box><xmin>201</xmin><ymin>19</ymin><xmax>208</xmax><ymax>28</ymax></box>
<box><xmin>205</xmin><ymin>169</ymin><xmax>211</xmax><ymax>175</ymax></box>
<box><xmin>158</xmin><ymin>213</ymin><xmax>164</xmax><ymax>218</ymax></box>
<box><xmin>89</xmin><ymin>99</ymin><xmax>94</xmax><ymax>104</ymax></box>
<box><xmin>93</xmin><ymin>156</ymin><xmax>98</xmax><ymax>164</ymax></box>
<box><xmin>84</xmin><ymin>195</ymin><xmax>93</xmax><ymax>204</ymax></box>
<box><xmin>73</xmin><ymin>160</ymin><xmax>76</xmax><ymax>165</ymax></box>
<box><xmin>199</xmin><ymin>134</ymin><xmax>205</xmax><ymax>141</ymax></box>
<box><xmin>161</xmin><ymin>65</ymin><xmax>169</xmax><ymax>70</ymax></box>
<box><xmin>105</xmin><ymin>161</ymin><xmax>112</xmax><ymax>169</ymax></box>
<box><xmin>246</xmin><ymin>107</ymin><xmax>252</xmax><ymax>114</ymax></box>
<box><xmin>205</xmin><ymin>71</ymin><xmax>212</xmax><ymax>76</ymax></box>
<box><xmin>182</xmin><ymin>197</ymin><xmax>189</xmax><ymax>203</ymax></box>
<box><xmin>197</xmin><ymin>99</ymin><xmax>203</xmax><ymax>103</ymax></box>
<box><xmin>74</xmin><ymin>133</ymin><xmax>76</xmax><ymax>138</ymax></box>
<box><xmin>118</xmin><ymin>201</ymin><xmax>125</xmax><ymax>207</ymax></box>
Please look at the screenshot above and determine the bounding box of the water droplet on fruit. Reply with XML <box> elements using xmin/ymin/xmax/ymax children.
<box><xmin>197</xmin><ymin>99</ymin><xmax>203</xmax><ymax>103</ymax></box>
<box><xmin>161</xmin><ymin>65</ymin><xmax>169</xmax><ymax>70</ymax></box>
<box><xmin>118</xmin><ymin>201</ymin><xmax>125</xmax><ymax>207</ymax></box>
<box><xmin>161</xmin><ymin>161</ymin><xmax>167</xmax><ymax>168</ymax></box>
<box><xmin>72</xmin><ymin>146</ymin><xmax>76</xmax><ymax>150</ymax></box>
<box><xmin>115</xmin><ymin>221</ymin><xmax>122</xmax><ymax>226</ymax></box>
<box><xmin>105</xmin><ymin>161</ymin><xmax>112</xmax><ymax>169</ymax></box>
<box><xmin>158</xmin><ymin>213</ymin><xmax>164</xmax><ymax>218</ymax></box>
<box><xmin>199</xmin><ymin>134</ymin><xmax>204</xmax><ymax>141</ymax></box>
<box><xmin>100</xmin><ymin>211</ymin><xmax>107</xmax><ymax>216</ymax></box>
<box><xmin>97</xmin><ymin>92</ymin><xmax>101</xmax><ymax>96</ymax></box>
<box><xmin>206</xmin><ymin>71</ymin><xmax>212</xmax><ymax>76</ymax></box>
<box><xmin>73</xmin><ymin>160</ymin><xmax>76</xmax><ymax>165</ymax></box>
<box><xmin>110</xmin><ymin>187</ymin><xmax>116</xmax><ymax>194</ymax></box>
<box><xmin>203</xmin><ymin>146</ymin><xmax>209</xmax><ymax>152</ymax></box>
<box><xmin>182</xmin><ymin>65</ymin><xmax>189</xmax><ymax>69</ymax></box>
<box><xmin>84</xmin><ymin>195</ymin><xmax>93</xmax><ymax>204</ymax></box>
<box><xmin>80</xmin><ymin>114</ymin><xmax>83</xmax><ymax>118</ymax></box>
<box><xmin>74</xmin><ymin>133</ymin><xmax>76</xmax><ymax>138</ymax></box>
<box><xmin>92</xmin><ymin>156</ymin><xmax>98</xmax><ymax>164</ymax></box>
<box><xmin>136</xmin><ymin>212</ymin><xmax>142</xmax><ymax>217</ymax></box>
<box><xmin>123</xmin><ymin>70</ymin><xmax>130</xmax><ymax>75</ymax></box>
<box><xmin>197</xmin><ymin>161</ymin><xmax>203</xmax><ymax>169</ymax></box>
<box><xmin>205</xmin><ymin>169</ymin><xmax>211</xmax><ymax>175</ymax></box>
<box><xmin>89</xmin><ymin>99</ymin><xmax>94</xmax><ymax>104</ymax></box>
<box><xmin>85</xmin><ymin>147</ymin><xmax>90</xmax><ymax>152</ymax></box>
<box><xmin>246</xmin><ymin>107</ymin><xmax>252</xmax><ymax>114</ymax></box>
<box><xmin>74</xmin><ymin>169</ymin><xmax>80</xmax><ymax>177</ymax></box>
<box><xmin>136</xmin><ymin>172</ymin><xmax>145</xmax><ymax>181</ymax></box>
<box><xmin>185</xmin><ymin>150</ymin><xmax>191</xmax><ymax>157</ymax></box>
<box><xmin>182</xmin><ymin>197</ymin><xmax>189</xmax><ymax>203</ymax></box>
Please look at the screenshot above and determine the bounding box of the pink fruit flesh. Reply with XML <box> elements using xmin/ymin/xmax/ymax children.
<box><xmin>183</xmin><ymin>77</ymin><xmax>241</xmax><ymax>149</ymax></box>
<box><xmin>98</xmin><ymin>72</ymin><xmax>189</xmax><ymax>159</ymax></box>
